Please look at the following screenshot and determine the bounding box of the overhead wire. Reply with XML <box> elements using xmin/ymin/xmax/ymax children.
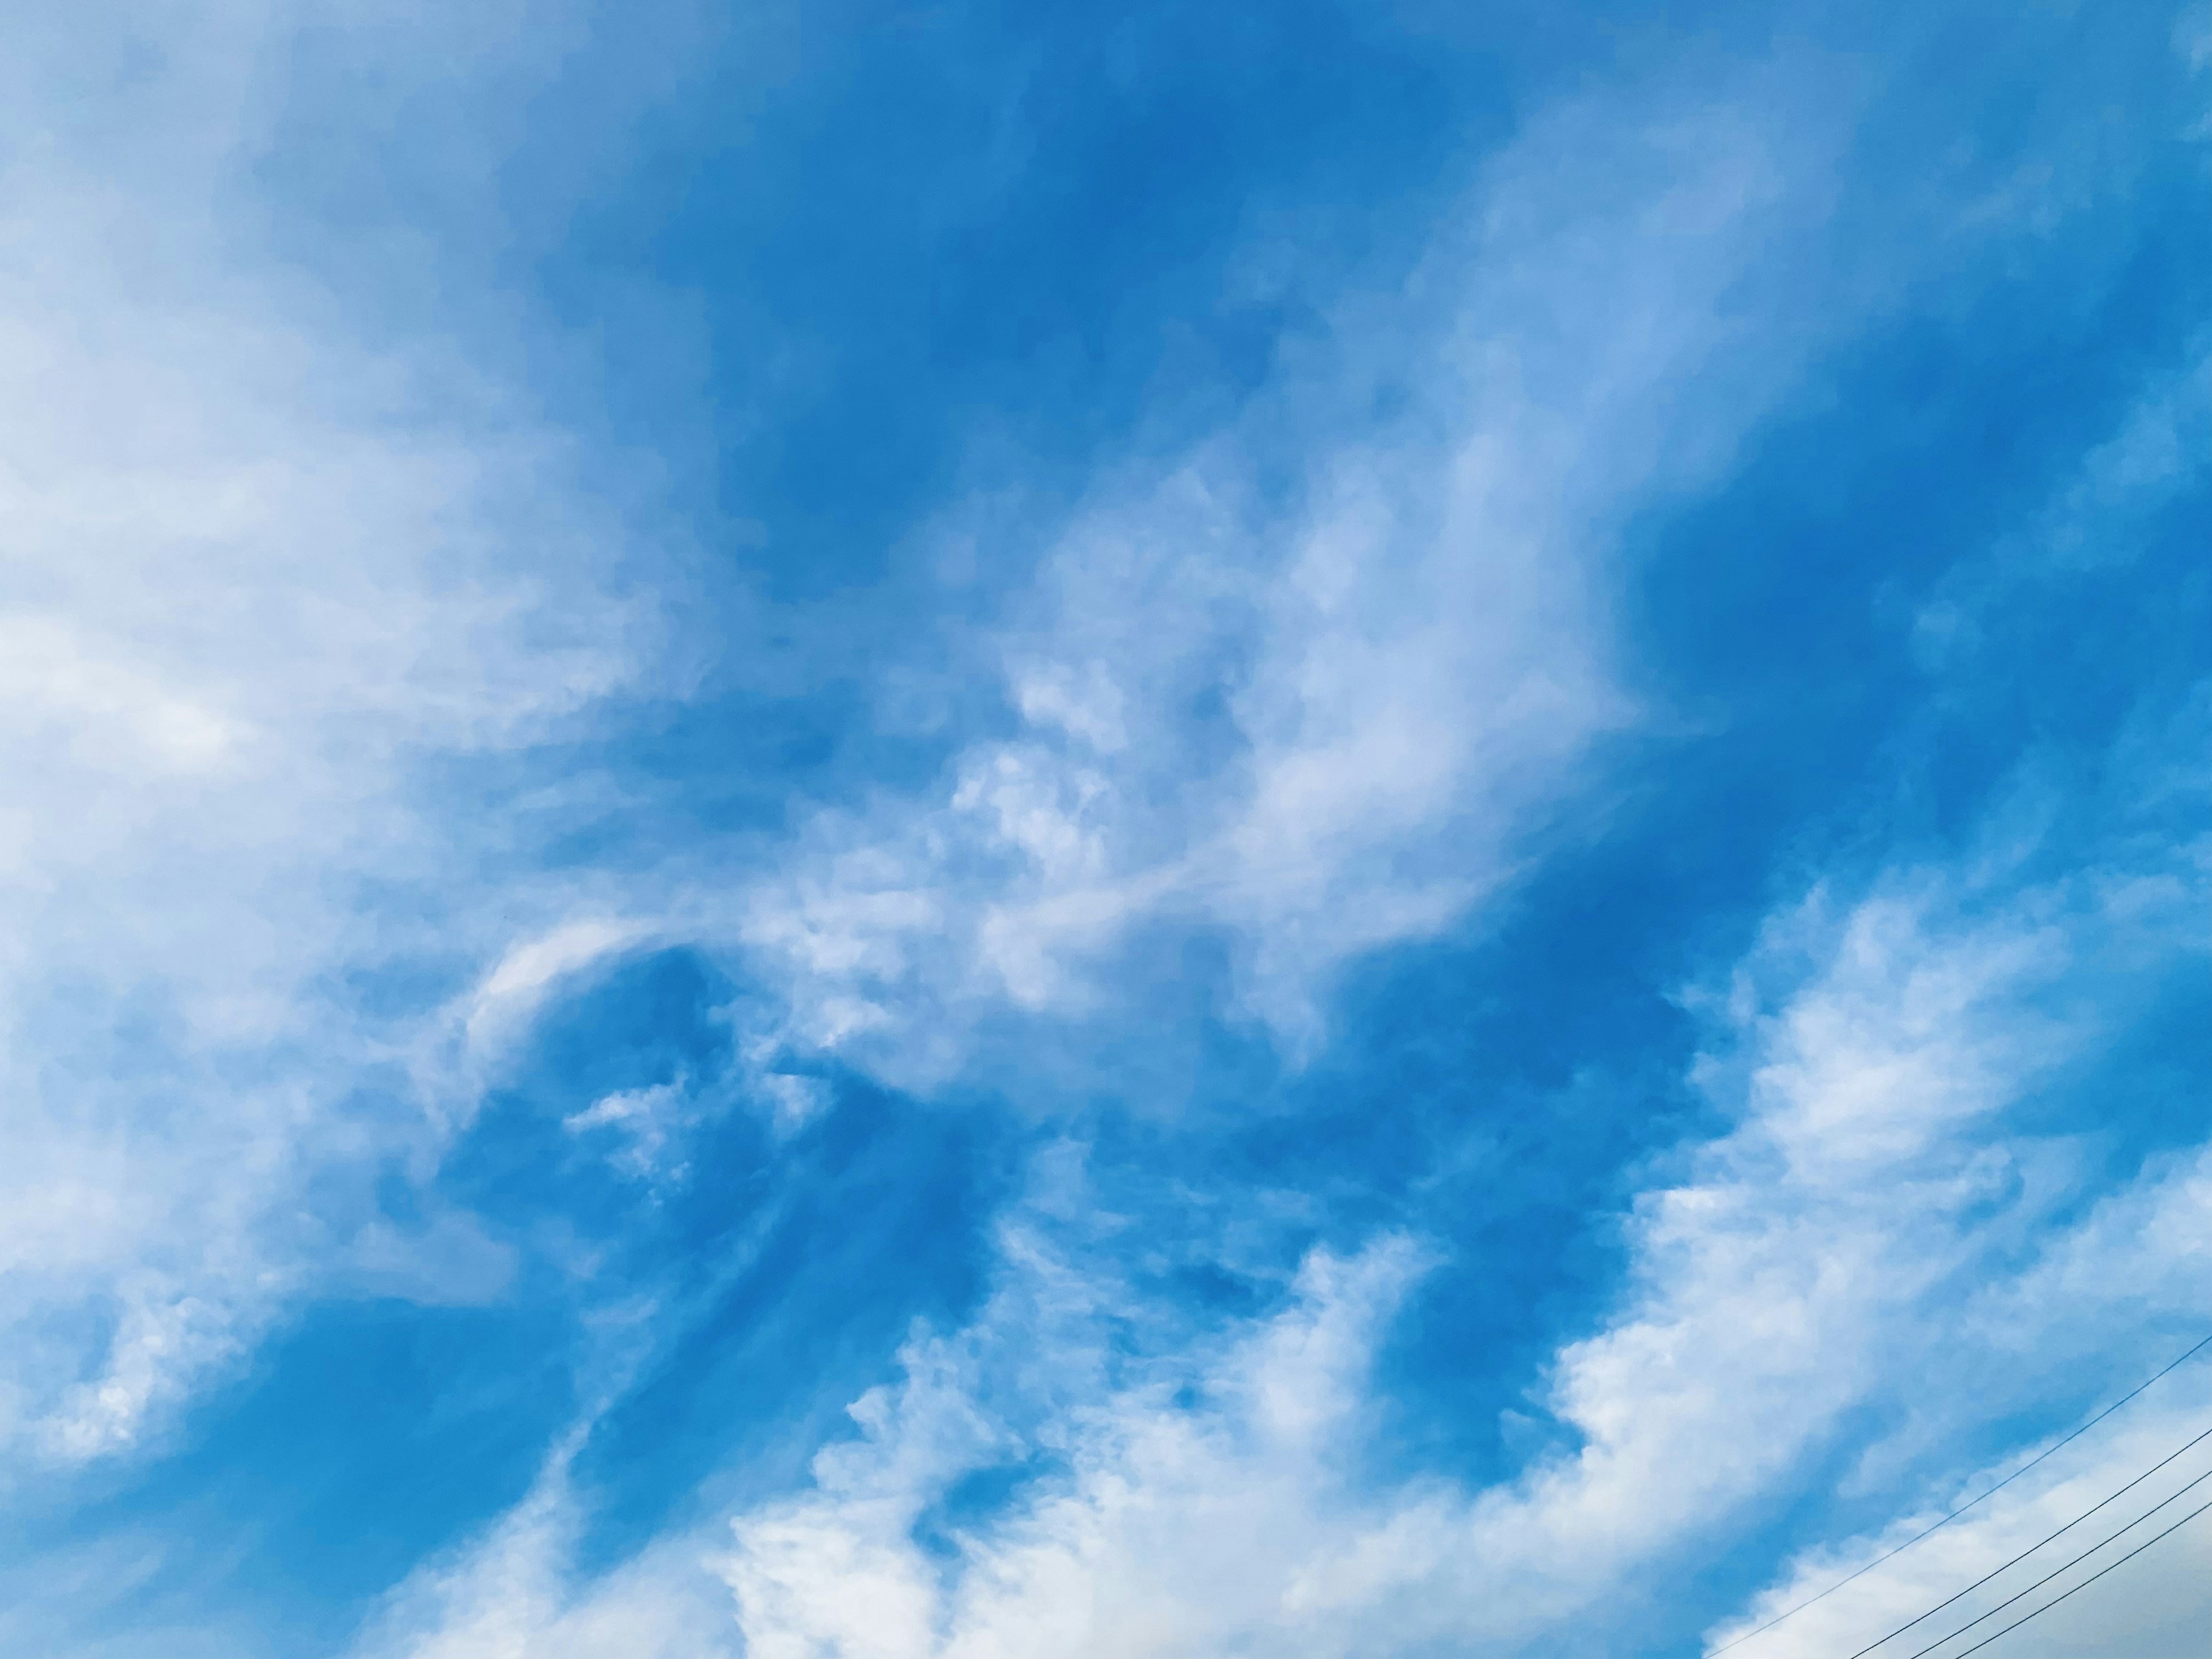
<box><xmin>1838</xmin><ymin>1416</ymin><xmax>2212</xmax><ymax>1659</ymax></box>
<box><xmin>1707</xmin><ymin>1330</ymin><xmax>2212</xmax><ymax>1657</ymax></box>
<box><xmin>1889</xmin><ymin>1459</ymin><xmax>2212</xmax><ymax>1659</ymax></box>
<box><xmin>1937</xmin><ymin>1491</ymin><xmax>2212</xmax><ymax>1659</ymax></box>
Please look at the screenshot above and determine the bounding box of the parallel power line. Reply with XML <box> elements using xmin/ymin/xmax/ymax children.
<box><xmin>1923</xmin><ymin>1492</ymin><xmax>2212</xmax><ymax>1659</ymax></box>
<box><xmin>1889</xmin><ymin>1455</ymin><xmax>2212</xmax><ymax>1659</ymax></box>
<box><xmin>1840</xmin><ymin>1417</ymin><xmax>2212</xmax><ymax>1659</ymax></box>
<box><xmin>1710</xmin><ymin>1330</ymin><xmax>2212</xmax><ymax>1657</ymax></box>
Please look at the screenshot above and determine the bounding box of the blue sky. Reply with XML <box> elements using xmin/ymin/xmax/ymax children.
<box><xmin>2</xmin><ymin>2</ymin><xmax>2210</xmax><ymax>1656</ymax></box>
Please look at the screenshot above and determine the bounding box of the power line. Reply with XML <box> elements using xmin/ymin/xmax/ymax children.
<box><xmin>1708</xmin><ymin>1330</ymin><xmax>2212</xmax><ymax>1656</ymax></box>
<box><xmin>1840</xmin><ymin>1417</ymin><xmax>2212</xmax><ymax>1659</ymax></box>
<box><xmin>1891</xmin><ymin>1460</ymin><xmax>2212</xmax><ymax>1659</ymax></box>
<box><xmin>1940</xmin><ymin>1491</ymin><xmax>2212</xmax><ymax>1659</ymax></box>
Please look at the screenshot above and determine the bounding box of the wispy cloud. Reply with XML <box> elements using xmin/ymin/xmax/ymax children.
<box><xmin>706</xmin><ymin>874</ymin><xmax>2147</xmax><ymax>1656</ymax></box>
<box><xmin>9</xmin><ymin>5</ymin><xmax>2210</xmax><ymax>1656</ymax></box>
<box><xmin>0</xmin><ymin>0</ymin><xmax>675</xmax><ymax>1462</ymax></box>
<box><xmin>356</xmin><ymin>767</ymin><xmax>2209</xmax><ymax>1658</ymax></box>
<box><xmin>730</xmin><ymin>70</ymin><xmax>1859</xmax><ymax>1081</ymax></box>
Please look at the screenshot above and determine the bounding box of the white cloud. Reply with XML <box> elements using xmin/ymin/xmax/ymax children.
<box><xmin>350</xmin><ymin>1459</ymin><xmax>742</xmax><ymax>1659</ymax></box>
<box><xmin>464</xmin><ymin>918</ymin><xmax>659</xmax><ymax>1069</ymax></box>
<box><xmin>313</xmin><ymin>726</ymin><xmax>2193</xmax><ymax>1658</ymax></box>
<box><xmin>339</xmin><ymin>652</ymin><xmax>2212</xmax><ymax>1656</ymax></box>
<box><xmin>334</xmin><ymin>28</ymin><xmax>2212</xmax><ymax>1656</ymax></box>
<box><xmin>668</xmin><ymin>832</ymin><xmax>2203</xmax><ymax>1659</ymax></box>
<box><xmin>1719</xmin><ymin>1152</ymin><xmax>2212</xmax><ymax>1659</ymax></box>
<box><xmin>368</xmin><ymin>831</ymin><xmax>2168</xmax><ymax>1656</ymax></box>
<box><xmin>1917</xmin><ymin>336</ymin><xmax>2212</xmax><ymax>672</ymax></box>
<box><xmin>350</xmin><ymin>1185</ymin><xmax>1429</xmax><ymax>1659</ymax></box>
<box><xmin>12</xmin><ymin>9</ymin><xmax>2209</xmax><ymax>1655</ymax></box>
<box><xmin>732</xmin><ymin>74</ymin><xmax>1855</xmax><ymax>1077</ymax></box>
<box><xmin>721</xmin><ymin>1232</ymin><xmax>1430</xmax><ymax>1659</ymax></box>
<box><xmin>0</xmin><ymin>1</ymin><xmax>676</xmax><ymax>1463</ymax></box>
<box><xmin>565</xmin><ymin>1081</ymin><xmax>692</xmax><ymax>1184</ymax></box>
